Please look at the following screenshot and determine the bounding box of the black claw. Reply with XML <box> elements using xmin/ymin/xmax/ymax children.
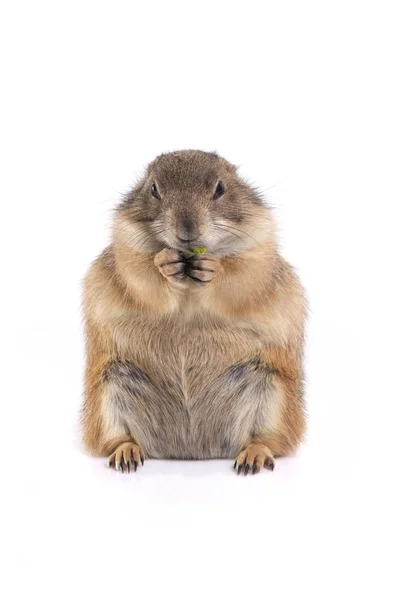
<box><xmin>233</xmin><ymin>461</ymin><xmax>237</xmax><ymax>469</ymax></box>
<box><xmin>120</xmin><ymin>461</ymin><xmax>125</xmax><ymax>473</ymax></box>
<box><xmin>127</xmin><ymin>461</ymin><xmax>130</xmax><ymax>473</ymax></box>
<box><xmin>252</xmin><ymin>465</ymin><xmax>260</xmax><ymax>474</ymax></box>
<box><xmin>237</xmin><ymin>464</ymin><xmax>243</xmax><ymax>475</ymax></box>
<box><xmin>133</xmin><ymin>460</ymin><xmax>138</xmax><ymax>472</ymax></box>
<box><xmin>141</xmin><ymin>456</ymin><xmax>144</xmax><ymax>466</ymax></box>
<box><xmin>245</xmin><ymin>464</ymin><xmax>250</xmax><ymax>476</ymax></box>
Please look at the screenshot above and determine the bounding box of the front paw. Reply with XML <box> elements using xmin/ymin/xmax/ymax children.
<box><xmin>185</xmin><ymin>253</ymin><xmax>222</xmax><ymax>284</ymax></box>
<box><xmin>154</xmin><ymin>248</ymin><xmax>185</xmax><ymax>281</ymax></box>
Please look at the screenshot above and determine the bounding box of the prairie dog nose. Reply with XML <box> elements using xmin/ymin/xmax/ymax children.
<box><xmin>177</xmin><ymin>216</ymin><xmax>199</xmax><ymax>242</ymax></box>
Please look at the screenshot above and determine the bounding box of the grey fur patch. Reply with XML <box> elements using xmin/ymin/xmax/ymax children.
<box><xmin>225</xmin><ymin>358</ymin><xmax>263</xmax><ymax>382</ymax></box>
<box><xmin>104</xmin><ymin>361</ymin><xmax>150</xmax><ymax>385</ymax></box>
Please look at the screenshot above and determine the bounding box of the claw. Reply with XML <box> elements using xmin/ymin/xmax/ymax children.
<box><xmin>252</xmin><ymin>465</ymin><xmax>260</xmax><ymax>474</ymax></box>
<box><xmin>233</xmin><ymin>460</ymin><xmax>237</xmax><ymax>469</ymax></box>
<box><xmin>245</xmin><ymin>464</ymin><xmax>250</xmax><ymax>476</ymax></box>
<box><xmin>107</xmin><ymin>443</ymin><xmax>144</xmax><ymax>473</ymax></box>
<box><xmin>265</xmin><ymin>458</ymin><xmax>275</xmax><ymax>471</ymax></box>
<box><xmin>237</xmin><ymin>464</ymin><xmax>243</xmax><ymax>475</ymax></box>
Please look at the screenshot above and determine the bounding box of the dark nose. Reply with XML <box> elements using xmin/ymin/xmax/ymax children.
<box><xmin>177</xmin><ymin>216</ymin><xmax>199</xmax><ymax>243</ymax></box>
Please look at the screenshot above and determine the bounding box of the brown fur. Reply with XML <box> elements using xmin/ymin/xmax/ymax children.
<box><xmin>82</xmin><ymin>150</ymin><xmax>307</xmax><ymax>474</ymax></box>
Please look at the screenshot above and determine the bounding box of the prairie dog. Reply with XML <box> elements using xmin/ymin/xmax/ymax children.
<box><xmin>82</xmin><ymin>150</ymin><xmax>306</xmax><ymax>474</ymax></box>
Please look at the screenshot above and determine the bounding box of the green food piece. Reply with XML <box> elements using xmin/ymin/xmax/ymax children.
<box><xmin>187</xmin><ymin>246</ymin><xmax>207</xmax><ymax>254</ymax></box>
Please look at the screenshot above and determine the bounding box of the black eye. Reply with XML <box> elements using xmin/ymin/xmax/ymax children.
<box><xmin>151</xmin><ymin>183</ymin><xmax>161</xmax><ymax>200</ymax></box>
<box><xmin>213</xmin><ymin>180</ymin><xmax>224</xmax><ymax>200</ymax></box>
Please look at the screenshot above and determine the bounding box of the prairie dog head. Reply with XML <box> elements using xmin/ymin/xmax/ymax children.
<box><xmin>114</xmin><ymin>150</ymin><xmax>275</xmax><ymax>256</ymax></box>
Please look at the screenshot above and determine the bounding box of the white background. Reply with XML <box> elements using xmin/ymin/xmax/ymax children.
<box><xmin>1</xmin><ymin>1</ymin><xmax>399</xmax><ymax>599</ymax></box>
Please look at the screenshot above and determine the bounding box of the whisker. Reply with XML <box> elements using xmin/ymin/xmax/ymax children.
<box><xmin>212</xmin><ymin>222</ymin><xmax>266</xmax><ymax>249</ymax></box>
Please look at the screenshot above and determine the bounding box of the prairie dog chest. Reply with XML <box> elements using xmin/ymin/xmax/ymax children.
<box><xmin>115</xmin><ymin>312</ymin><xmax>266</xmax><ymax>376</ymax></box>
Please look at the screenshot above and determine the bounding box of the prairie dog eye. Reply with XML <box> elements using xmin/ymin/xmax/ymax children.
<box><xmin>151</xmin><ymin>183</ymin><xmax>161</xmax><ymax>200</ymax></box>
<box><xmin>213</xmin><ymin>180</ymin><xmax>224</xmax><ymax>199</ymax></box>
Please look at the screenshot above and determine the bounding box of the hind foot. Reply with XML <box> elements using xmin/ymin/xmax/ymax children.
<box><xmin>234</xmin><ymin>443</ymin><xmax>275</xmax><ymax>475</ymax></box>
<box><xmin>108</xmin><ymin>442</ymin><xmax>144</xmax><ymax>473</ymax></box>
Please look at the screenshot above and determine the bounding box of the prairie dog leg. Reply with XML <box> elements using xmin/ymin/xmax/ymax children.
<box><xmin>229</xmin><ymin>357</ymin><xmax>305</xmax><ymax>475</ymax></box>
<box><xmin>98</xmin><ymin>362</ymin><xmax>149</xmax><ymax>473</ymax></box>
